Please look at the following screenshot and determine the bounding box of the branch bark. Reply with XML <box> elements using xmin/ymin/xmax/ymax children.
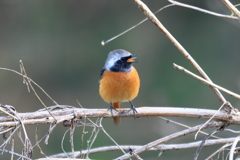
<box><xmin>0</xmin><ymin>105</ymin><xmax>239</xmax><ymax>128</ymax></box>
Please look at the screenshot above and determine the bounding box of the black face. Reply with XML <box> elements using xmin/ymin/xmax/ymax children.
<box><xmin>110</xmin><ymin>55</ymin><xmax>133</xmax><ymax>72</ymax></box>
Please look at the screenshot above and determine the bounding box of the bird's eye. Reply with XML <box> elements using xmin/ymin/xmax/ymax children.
<box><xmin>121</xmin><ymin>57</ymin><xmax>127</xmax><ymax>61</ymax></box>
<box><xmin>121</xmin><ymin>55</ymin><xmax>131</xmax><ymax>62</ymax></box>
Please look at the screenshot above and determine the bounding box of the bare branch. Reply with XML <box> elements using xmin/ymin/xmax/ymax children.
<box><xmin>0</xmin><ymin>106</ymin><xmax>18</xmax><ymax>120</ymax></box>
<box><xmin>132</xmin><ymin>0</ymin><xmax>226</xmax><ymax>103</ymax></box>
<box><xmin>159</xmin><ymin>117</ymin><xmax>220</xmax><ymax>139</ymax></box>
<box><xmin>0</xmin><ymin>149</ymin><xmax>32</xmax><ymax>160</ymax></box>
<box><xmin>0</xmin><ymin>65</ymin><xmax>59</xmax><ymax>106</ymax></box>
<box><xmin>173</xmin><ymin>63</ymin><xmax>240</xmax><ymax>100</ymax></box>
<box><xmin>116</xmin><ymin>121</ymin><xmax>226</xmax><ymax>160</ymax></box>
<box><xmin>0</xmin><ymin>105</ymin><xmax>239</xmax><ymax>127</ymax></box>
<box><xmin>195</xmin><ymin>102</ymin><xmax>226</xmax><ymax>139</ymax></box>
<box><xmin>48</xmin><ymin>137</ymin><xmax>240</xmax><ymax>158</ymax></box>
<box><xmin>19</xmin><ymin>61</ymin><xmax>57</xmax><ymax>121</ymax></box>
<box><xmin>222</xmin><ymin>0</ymin><xmax>240</xmax><ymax>19</ymax></box>
<box><xmin>10</xmin><ymin>133</ymin><xmax>14</xmax><ymax>160</ymax></box>
<box><xmin>169</xmin><ymin>0</ymin><xmax>239</xmax><ymax>20</ymax></box>
<box><xmin>35</xmin><ymin>125</ymin><xmax>48</xmax><ymax>158</ymax></box>
<box><xmin>229</xmin><ymin>136</ymin><xmax>240</xmax><ymax>160</ymax></box>
<box><xmin>98</xmin><ymin>119</ymin><xmax>127</xmax><ymax>155</ymax></box>
<box><xmin>61</xmin><ymin>128</ymin><xmax>70</xmax><ymax>158</ymax></box>
<box><xmin>225</xmin><ymin>129</ymin><xmax>240</xmax><ymax>134</ymax></box>
<box><xmin>206</xmin><ymin>143</ymin><xmax>232</xmax><ymax>160</ymax></box>
<box><xmin>101</xmin><ymin>4</ymin><xmax>174</xmax><ymax>45</ymax></box>
<box><xmin>194</xmin><ymin>129</ymin><xmax>219</xmax><ymax>160</ymax></box>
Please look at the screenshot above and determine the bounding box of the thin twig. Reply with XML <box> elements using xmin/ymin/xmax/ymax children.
<box><xmin>0</xmin><ymin>149</ymin><xmax>32</xmax><ymax>160</ymax></box>
<box><xmin>44</xmin><ymin>122</ymin><xmax>57</xmax><ymax>145</ymax></box>
<box><xmin>132</xmin><ymin>0</ymin><xmax>226</xmax><ymax>103</ymax></box>
<box><xmin>102</xmin><ymin>0</ymin><xmax>239</xmax><ymax>45</ymax></box>
<box><xmin>205</xmin><ymin>143</ymin><xmax>232</xmax><ymax>160</ymax></box>
<box><xmin>115</xmin><ymin>121</ymin><xmax>225</xmax><ymax>160</ymax></box>
<box><xmin>130</xmin><ymin>149</ymin><xmax>143</xmax><ymax>160</ymax></box>
<box><xmin>194</xmin><ymin>129</ymin><xmax>219</xmax><ymax>160</ymax></box>
<box><xmin>194</xmin><ymin>102</ymin><xmax>226</xmax><ymax>139</ymax></box>
<box><xmin>0</xmin><ymin>67</ymin><xmax>58</xmax><ymax>106</ymax></box>
<box><xmin>86</xmin><ymin>118</ymin><xmax>101</xmax><ymax>159</ymax></box>
<box><xmin>17</xmin><ymin>128</ymin><xmax>24</xmax><ymax>147</ymax></box>
<box><xmin>0</xmin><ymin>123</ymin><xmax>20</xmax><ymax>151</ymax></box>
<box><xmin>159</xmin><ymin>116</ymin><xmax>220</xmax><ymax>139</ymax></box>
<box><xmin>19</xmin><ymin>61</ymin><xmax>57</xmax><ymax>121</ymax></box>
<box><xmin>49</xmin><ymin>137</ymin><xmax>240</xmax><ymax>158</ymax></box>
<box><xmin>169</xmin><ymin>0</ymin><xmax>239</xmax><ymax>20</ymax></box>
<box><xmin>0</xmin><ymin>106</ymin><xmax>18</xmax><ymax>120</ymax></box>
<box><xmin>229</xmin><ymin>135</ymin><xmax>240</xmax><ymax>160</ymax></box>
<box><xmin>35</xmin><ymin>125</ymin><xmax>48</xmax><ymax>158</ymax></box>
<box><xmin>101</xmin><ymin>4</ymin><xmax>174</xmax><ymax>45</ymax></box>
<box><xmin>10</xmin><ymin>133</ymin><xmax>14</xmax><ymax>160</ymax></box>
<box><xmin>98</xmin><ymin>120</ymin><xmax>127</xmax><ymax>155</ymax></box>
<box><xmin>76</xmin><ymin>100</ymin><xmax>87</xmax><ymax>158</ymax></box>
<box><xmin>9</xmin><ymin>106</ymin><xmax>33</xmax><ymax>158</ymax></box>
<box><xmin>70</xmin><ymin>119</ymin><xmax>78</xmax><ymax>158</ymax></box>
<box><xmin>225</xmin><ymin>129</ymin><xmax>240</xmax><ymax>134</ymax></box>
<box><xmin>0</xmin><ymin>127</ymin><xmax>15</xmax><ymax>134</ymax></box>
<box><xmin>222</xmin><ymin>0</ymin><xmax>240</xmax><ymax>19</ymax></box>
<box><xmin>173</xmin><ymin>63</ymin><xmax>240</xmax><ymax>99</ymax></box>
<box><xmin>61</xmin><ymin>128</ymin><xmax>71</xmax><ymax>158</ymax></box>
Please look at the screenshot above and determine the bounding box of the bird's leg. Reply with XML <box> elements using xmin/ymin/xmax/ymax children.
<box><xmin>128</xmin><ymin>101</ymin><xmax>138</xmax><ymax>119</ymax></box>
<box><xmin>107</xmin><ymin>103</ymin><xmax>119</xmax><ymax>116</ymax></box>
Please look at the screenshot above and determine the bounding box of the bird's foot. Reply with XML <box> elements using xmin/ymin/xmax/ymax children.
<box><xmin>128</xmin><ymin>101</ymin><xmax>138</xmax><ymax>119</ymax></box>
<box><xmin>107</xmin><ymin>105</ymin><xmax>119</xmax><ymax>116</ymax></box>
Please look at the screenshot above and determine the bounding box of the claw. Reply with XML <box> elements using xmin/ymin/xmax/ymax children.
<box><xmin>128</xmin><ymin>101</ymin><xmax>138</xmax><ymax>119</ymax></box>
<box><xmin>107</xmin><ymin>103</ymin><xmax>119</xmax><ymax>116</ymax></box>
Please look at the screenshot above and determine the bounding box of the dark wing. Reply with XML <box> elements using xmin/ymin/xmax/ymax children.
<box><xmin>100</xmin><ymin>68</ymin><xmax>105</xmax><ymax>79</ymax></box>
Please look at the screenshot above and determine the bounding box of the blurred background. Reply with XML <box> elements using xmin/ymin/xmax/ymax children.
<box><xmin>0</xmin><ymin>0</ymin><xmax>240</xmax><ymax>159</ymax></box>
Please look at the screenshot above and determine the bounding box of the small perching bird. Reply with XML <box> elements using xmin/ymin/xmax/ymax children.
<box><xmin>99</xmin><ymin>49</ymin><xmax>140</xmax><ymax>125</ymax></box>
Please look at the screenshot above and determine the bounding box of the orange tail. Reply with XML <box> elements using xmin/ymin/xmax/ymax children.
<box><xmin>112</xmin><ymin>102</ymin><xmax>121</xmax><ymax>125</ymax></box>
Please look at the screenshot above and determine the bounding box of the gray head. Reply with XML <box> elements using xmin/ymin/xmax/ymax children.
<box><xmin>104</xmin><ymin>49</ymin><xmax>137</xmax><ymax>72</ymax></box>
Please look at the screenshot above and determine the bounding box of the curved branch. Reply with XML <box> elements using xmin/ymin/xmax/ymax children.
<box><xmin>0</xmin><ymin>105</ymin><xmax>239</xmax><ymax>128</ymax></box>
<box><xmin>47</xmin><ymin>137</ymin><xmax>239</xmax><ymax>158</ymax></box>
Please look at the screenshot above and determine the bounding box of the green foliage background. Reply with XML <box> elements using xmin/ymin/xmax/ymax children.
<box><xmin>0</xmin><ymin>0</ymin><xmax>240</xmax><ymax>159</ymax></box>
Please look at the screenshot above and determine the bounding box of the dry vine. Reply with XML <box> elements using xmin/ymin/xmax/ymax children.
<box><xmin>0</xmin><ymin>0</ymin><xmax>240</xmax><ymax>160</ymax></box>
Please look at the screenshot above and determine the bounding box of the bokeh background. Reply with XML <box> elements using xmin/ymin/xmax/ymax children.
<box><xmin>1</xmin><ymin>0</ymin><xmax>240</xmax><ymax>159</ymax></box>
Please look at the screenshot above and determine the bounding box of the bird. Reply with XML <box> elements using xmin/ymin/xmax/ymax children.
<box><xmin>99</xmin><ymin>49</ymin><xmax>140</xmax><ymax>125</ymax></box>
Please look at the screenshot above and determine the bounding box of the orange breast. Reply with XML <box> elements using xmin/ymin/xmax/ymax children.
<box><xmin>99</xmin><ymin>67</ymin><xmax>140</xmax><ymax>103</ymax></box>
